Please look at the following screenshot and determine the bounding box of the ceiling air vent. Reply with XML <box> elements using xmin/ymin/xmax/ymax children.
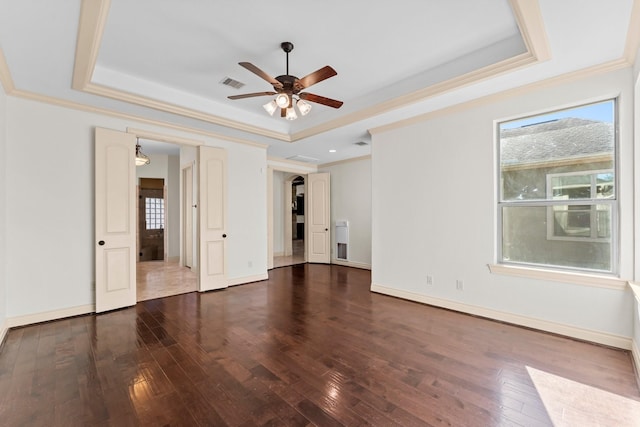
<box><xmin>286</xmin><ymin>155</ymin><xmax>319</xmax><ymax>163</ymax></box>
<box><xmin>354</xmin><ymin>141</ymin><xmax>369</xmax><ymax>146</ymax></box>
<box><xmin>219</xmin><ymin>77</ymin><xmax>245</xmax><ymax>89</ymax></box>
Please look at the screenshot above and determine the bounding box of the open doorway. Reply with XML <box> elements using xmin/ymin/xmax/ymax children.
<box><xmin>139</xmin><ymin>178</ymin><xmax>165</xmax><ymax>261</ymax></box>
<box><xmin>135</xmin><ymin>139</ymin><xmax>197</xmax><ymax>301</ymax></box>
<box><xmin>273</xmin><ymin>174</ymin><xmax>306</xmax><ymax>268</ymax></box>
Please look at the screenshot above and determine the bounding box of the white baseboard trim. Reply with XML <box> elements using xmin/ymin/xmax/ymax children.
<box><xmin>632</xmin><ymin>339</ymin><xmax>640</xmax><ymax>390</ymax></box>
<box><xmin>227</xmin><ymin>273</ymin><xmax>269</xmax><ymax>287</ymax></box>
<box><xmin>331</xmin><ymin>259</ymin><xmax>372</xmax><ymax>270</ymax></box>
<box><xmin>371</xmin><ymin>283</ymin><xmax>632</xmax><ymax>350</ymax></box>
<box><xmin>6</xmin><ymin>304</ymin><xmax>95</xmax><ymax>329</ymax></box>
<box><xmin>273</xmin><ymin>251</ymin><xmax>284</xmax><ymax>257</ymax></box>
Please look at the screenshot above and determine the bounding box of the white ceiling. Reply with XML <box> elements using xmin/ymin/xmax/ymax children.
<box><xmin>0</xmin><ymin>0</ymin><xmax>636</xmax><ymax>163</ymax></box>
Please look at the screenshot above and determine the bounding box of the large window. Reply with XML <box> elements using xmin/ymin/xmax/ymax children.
<box><xmin>498</xmin><ymin>100</ymin><xmax>617</xmax><ymax>273</ymax></box>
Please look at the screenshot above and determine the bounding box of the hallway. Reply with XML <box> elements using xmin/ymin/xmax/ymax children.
<box><xmin>136</xmin><ymin>259</ymin><xmax>197</xmax><ymax>301</ymax></box>
<box><xmin>273</xmin><ymin>238</ymin><xmax>305</xmax><ymax>268</ymax></box>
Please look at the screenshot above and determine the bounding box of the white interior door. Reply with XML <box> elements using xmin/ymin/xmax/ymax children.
<box><xmin>95</xmin><ymin>127</ymin><xmax>136</xmax><ymax>312</ymax></box>
<box><xmin>198</xmin><ymin>146</ymin><xmax>227</xmax><ymax>291</ymax></box>
<box><xmin>307</xmin><ymin>172</ymin><xmax>331</xmax><ymax>263</ymax></box>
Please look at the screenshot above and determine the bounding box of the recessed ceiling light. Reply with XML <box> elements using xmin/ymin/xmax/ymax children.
<box><xmin>329</xmin><ymin>149</ymin><xmax>336</xmax><ymax>153</ymax></box>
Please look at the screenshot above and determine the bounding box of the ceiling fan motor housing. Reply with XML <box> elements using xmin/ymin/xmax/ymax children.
<box><xmin>275</xmin><ymin>75</ymin><xmax>303</xmax><ymax>94</ymax></box>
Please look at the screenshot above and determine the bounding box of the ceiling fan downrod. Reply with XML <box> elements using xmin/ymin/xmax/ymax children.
<box><xmin>281</xmin><ymin>42</ymin><xmax>293</xmax><ymax>76</ymax></box>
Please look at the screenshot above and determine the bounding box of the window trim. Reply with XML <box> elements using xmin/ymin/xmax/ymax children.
<box><xmin>487</xmin><ymin>263</ymin><xmax>627</xmax><ymax>290</ymax></box>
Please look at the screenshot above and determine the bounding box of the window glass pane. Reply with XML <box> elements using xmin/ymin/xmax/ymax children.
<box><xmin>551</xmin><ymin>175</ymin><xmax>591</xmax><ymax>199</ymax></box>
<box><xmin>500</xmin><ymin>100</ymin><xmax>615</xmax><ymax>202</ymax></box>
<box><xmin>502</xmin><ymin>205</ymin><xmax>611</xmax><ymax>272</ymax></box>
<box><xmin>498</xmin><ymin>99</ymin><xmax>616</xmax><ymax>273</ymax></box>
<box><xmin>145</xmin><ymin>197</ymin><xmax>165</xmax><ymax>230</ymax></box>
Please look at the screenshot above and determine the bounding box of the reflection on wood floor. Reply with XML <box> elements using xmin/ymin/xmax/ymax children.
<box><xmin>137</xmin><ymin>258</ymin><xmax>197</xmax><ymax>301</ymax></box>
<box><xmin>1</xmin><ymin>264</ymin><xmax>637</xmax><ymax>425</ymax></box>
<box><xmin>273</xmin><ymin>238</ymin><xmax>305</xmax><ymax>268</ymax></box>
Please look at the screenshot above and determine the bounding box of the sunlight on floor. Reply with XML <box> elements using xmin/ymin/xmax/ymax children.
<box><xmin>527</xmin><ymin>366</ymin><xmax>640</xmax><ymax>426</ymax></box>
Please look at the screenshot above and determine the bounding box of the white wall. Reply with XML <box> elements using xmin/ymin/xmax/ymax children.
<box><xmin>0</xmin><ymin>82</ymin><xmax>7</xmax><ymax>336</ymax></box>
<box><xmin>371</xmin><ymin>67</ymin><xmax>635</xmax><ymax>345</ymax></box>
<box><xmin>5</xmin><ymin>96</ymin><xmax>268</xmax><ymax>318</ymax></box>
<box><xmin>320</xmin><ymin>157</ymin><xmax>372</xmax><ymax>268</ymax></box>
<box><xmin>272</xmin><ymin>170</ymin><xmax>285</xmax><ymax>255</ymax></box>
<box><xmin>137</xmin><ymin>153</ymin><xmax>169</xmax><ymax>181</ymax></box>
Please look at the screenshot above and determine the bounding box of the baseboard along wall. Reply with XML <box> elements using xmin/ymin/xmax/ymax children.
<box><xmin>371</xmin><ymin>283</ymin><xmax>632</xmax><ymax>350</ymax></box>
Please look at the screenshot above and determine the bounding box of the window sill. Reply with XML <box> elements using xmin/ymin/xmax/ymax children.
<box><xmin>488</xmin><ymin>264</ymin><xmax>627</xmax><ymax>290</ymax></box>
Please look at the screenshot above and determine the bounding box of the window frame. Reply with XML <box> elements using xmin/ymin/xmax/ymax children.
<box><xmin>545</xmin><ymin>169</ymin><xmax>615</xmax><ymax>243</ymax></box>
<box><xmin>496</xmin><ymin>99</ymin><xmax>619</xmax><ymax>275</ymax></box>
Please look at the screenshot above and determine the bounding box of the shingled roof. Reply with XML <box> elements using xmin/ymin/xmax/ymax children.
<box><xmin>500</xmin><ymin>118</ymin><xmax>614</xmax><ymax>166</ymax></box>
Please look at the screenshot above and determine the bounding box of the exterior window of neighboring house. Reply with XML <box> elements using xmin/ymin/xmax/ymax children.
<box><xmin>145</xmin><ymin>197</ymin><xmax>165</xmax><ymax>230</ymax></box>
<box><xmin>498</xmin><ymin>100</ymin><xmax>616</xmax><ymax>273</ymax></box>
<box><xmin>546</xmin><ymin>170</ymin><xmax>613</xmax><ymax>241</ymax></box>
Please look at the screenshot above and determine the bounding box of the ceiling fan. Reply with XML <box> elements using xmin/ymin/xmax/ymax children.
<box><xmin>228</xmin><ymin>42</ymin><xmax>343</xmax><ymax>120</ymax></box>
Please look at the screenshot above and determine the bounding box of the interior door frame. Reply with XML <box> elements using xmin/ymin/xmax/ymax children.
<box><xmin>181</xmin><ymin>162</ymin><xmax>195</xmax><ymax>269</ymax></box>
<box><xmin>126</xmin><ymin>127</ymin><xmax>205</xmax><ymax>286</ymax></box>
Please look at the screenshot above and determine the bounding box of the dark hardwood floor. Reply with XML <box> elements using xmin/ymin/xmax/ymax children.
<box><xmin>0</xmin><ymin>264</ymin><xmax>638</xmax><ymax>426</ymax></box>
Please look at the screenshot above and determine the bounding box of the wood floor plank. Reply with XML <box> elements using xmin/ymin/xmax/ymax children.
<box><xmin>0</xmin><ymin>264</ymin><xmax>638</xmax><ymax>426</ymax></box>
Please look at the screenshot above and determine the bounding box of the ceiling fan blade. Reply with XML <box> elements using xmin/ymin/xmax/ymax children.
<box><xmin>227</xmin><ymin>91</ymin><xmax>276</xmax><ymax>100</ymax></box>
<box><xmin>299</xmin><ymin>92</ymin><xmax>343</xmax><ymax>109</ymax></box>
<box><xmin>281</xmin><ymin>108</ymin><xmax>286</xmax><ymax>118</ymax></box>
<box><xmin>238</xmin><ymin>62</ymin><xmax>283</xmax><ymax>89</ymax></box>
<box><xmin>298</xmin><ymin>66</ymin><xmax>337</xmax><ymax>89</ymax></box>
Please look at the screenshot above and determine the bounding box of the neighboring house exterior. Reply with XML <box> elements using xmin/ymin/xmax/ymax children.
<box><xmin>500</xmin><ymin>118</ymin><xmax>615</xmax><ymax>272</ymax></box>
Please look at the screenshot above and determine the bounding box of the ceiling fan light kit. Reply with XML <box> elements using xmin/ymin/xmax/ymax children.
<box><xmin>285</xmin><ymin>107</ymin><xmax>298</xmax><ymax>121</ymax></box>
<box><xmin>275</xmin><ymin>93</ymin><xmax>290</xmax><ymax>108</ymax></box>
<box><xmin>228</xmin><ymin>41</ymin><xmax>343</xmax><ymax>120</ymax></box>
<box><xmin>263</xmin><ymin>100</ymin><xmax>278</xmax><ymax>116</ymax></box>
<box><xmin>296</xmin><ymin>99</ymin><xmax>312</xmax><ymax>116</ymax></box>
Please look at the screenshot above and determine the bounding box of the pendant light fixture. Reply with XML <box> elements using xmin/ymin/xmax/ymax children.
<box><xmin>135</xmin><ymin>140</ymin><xmax>150</xmax><ymax>166</ymax></box>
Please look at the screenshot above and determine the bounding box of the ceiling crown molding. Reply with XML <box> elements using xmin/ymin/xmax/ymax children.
<box><xmin>70</xmin><ymin>0</ymin><xmax>551</xmax><ymax>144</ymax></box>
<box><xmin>623</xmin><ymin>0</ymin><xmax>640</xmax><ymax>64</ymax></box>
<box><xmin>72</xmin><ymin>0</ymin><xmax>110</xmax><ymax>91</ymax></box>
<box><xmin>0</xmin><ymin>48</ymin><xmax>16</xmax><ymax>94</ymax></box>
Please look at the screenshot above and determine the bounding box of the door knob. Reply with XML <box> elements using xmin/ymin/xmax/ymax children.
<box><xmin>222</xmin><ymin>234</ymin><xmax>227</xmax><ymax>238</ymax></box>
<box><xmin>325</xmin><ymin>228</ymin><xmax>328</xmax><ymax>231</ymax></box>
<box><xmin>98</xmin><ymin>240</ymin><xmax>105</xmax><ymax>246</ymax></box>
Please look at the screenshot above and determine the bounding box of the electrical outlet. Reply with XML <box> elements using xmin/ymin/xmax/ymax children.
<box><xmin>248</xmin><ymin>260</ymin><xmax>253</xmax><ymax>268</ymax></box>
<box><xmin>456</xmin><ymin>280</ymin><xmax>464</xmax><ymax>291</ymax></box>
<box><xmin>426</xmin><ymin>275</ymin><xmax>434</xmax><ymax>285</ymax></box>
